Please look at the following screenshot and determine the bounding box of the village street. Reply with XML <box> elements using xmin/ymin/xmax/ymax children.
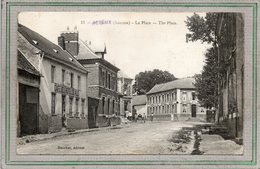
<box><xmin>17</xmin><ymin>120</ymin><xmax>243</xmax><ymax>155</ymax></box>
<box><xmin>17</xmin><ymin>121</ymin><xmax>198</xmax><ymax>154</ymax></box>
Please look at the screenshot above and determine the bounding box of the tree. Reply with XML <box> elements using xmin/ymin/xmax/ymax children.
<box><xmin>134</xmin><ymin>69</ymin><xmax>177</xmax><ymax>95</ymax></box>
<box><xmin>185</xmin><ymin>13</ymin><xmax>220</xmax><ymax>108</ymax></box>
<box><xmin>194</xmin><ymin>47</ymin><xmax>218</xmax><ymax>108</ymax></box>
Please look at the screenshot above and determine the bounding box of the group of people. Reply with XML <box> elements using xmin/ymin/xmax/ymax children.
<box><xmin>125</xmin><ymin>110</ymin><xmax>154</xmax><ymax>122</ymax></box>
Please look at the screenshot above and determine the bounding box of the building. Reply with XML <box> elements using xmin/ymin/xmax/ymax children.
<box><xmin>58</xmin><ymin>30</ymin><xmax>120</xmax><ymax>127</ymax></box>
<box><xmin>117</xmin><ymin>71</ymin><xmax>133</xmax><ymax>117</ymax></box>
<box><xmin>146</xmin><ymin>78</ymin><xmax>206</xmax><ymax>121</ymax></box>
<box><xmin>18</xmin><ymin>24</ymin><xmax>89</xmax><ymax>134</ymax></box>
<box><xmin>17</xmin><ymin>50</ymin><xmax>41</xmax><ymax>136</ymax></box>
<box><xmin>132</xmin><ymin>95</ymin><xmax>147</xmax><ymax>117</ymax></box>
<box><xmin>216</xmin><ymin>13</ymin><xmax>244</xmax><ymax>142</ymax></box>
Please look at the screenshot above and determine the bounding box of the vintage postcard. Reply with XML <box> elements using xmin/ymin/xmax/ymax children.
<box><xmin>1</xmin><ymin>0</ymin><xmax>260</xmax><ymax>168</ymax></box>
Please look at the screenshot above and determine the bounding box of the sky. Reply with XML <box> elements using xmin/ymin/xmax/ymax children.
<box><xmin>18</xmin><ymin>12</ymin><xmax>211</xmax><ymax>79</ymax></box>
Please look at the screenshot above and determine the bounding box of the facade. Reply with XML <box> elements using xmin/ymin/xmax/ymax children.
<box><xmin>146</xmin><ymin>78</ymin><xmax>206</xmax><ymax>121</ymax></box>
<box><xmin>58</xmin><ymin>30</ymin><xmax>120</xmax><ymax>127</ymax></box>
<box><xmin>132</xmin><ymin>95</ymin><xmax>147</xmax><ymax>117</ymax></box>
<box><xmin>17</xmin><ymin>50</ymin><xmax>41</xmax><ymax>136</ymax></box>
<box><xmin>117</xmin><ymin>71</ymin><xmax>133</xmax><ymax>117</ymax></box>
<box><xmin>18</xmin><ymin>24</ymin><xmax>89</xmax><ymax>134</ymax></box>
<box><xmin>216</xmin><ymin>13</ymin><xmax>244</xmax><ymax>141</ymax></box>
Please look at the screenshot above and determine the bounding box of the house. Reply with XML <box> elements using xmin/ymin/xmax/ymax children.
<box><xmin>132</xmin><ymin>95</ymin><xmax>147</xmax><ymax>118</ymax></box>
<box><xmin>18</xmin><ymin>24</ymin><xmax>89</xmax><ymax>134</ymax></box>
<box><xmin>146</xmin><ymin>78</ymin><xmax>206</xmax><ymax>121</ymax></box>
<box><xmin>58</xmin><ymin>30</ymin><xmax>120</xmax><ymax>127</ymax></box>
<box><xmin>17</xmin><ymin>50</ymin><xmax>41</xmax><ymax>136</ymax></box>
<box><xmin>117</xmin><ymin>71</ymin><xmax>133</xmax><ymax>117</ymax></box>
<box><xmin>216</xmin><ymin>13</ymin><xmax>244</xmax><ymax>142</ymax></box>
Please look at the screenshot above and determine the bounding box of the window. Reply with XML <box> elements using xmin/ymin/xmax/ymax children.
<box><xmin>81</xmin><ymin>99</ymin><xmax>85</xmax><ymax>114</ymax></box>
<box><xmin>62</xmin><ymin>69</ymin><xmax>65</xmax><ymax>84</ymax></box>
<box><xmin>76</xmin><ymin>98</ymin><xmax>79</xmax><ymax>113</ymax></box>
<box><xmin>70</xmin><ymin>73</ymin><xmax>74</xmax><ymax>88</ymax></box>
<box><xmin>182</xmin><ymin>104</ymin><xmax>187</xmax><ymax>113</ymax></box>
<box><xmin>77</xmin><ymin>75</ymin><xmax>81</xmax><ymax>90</ymax></box>
<box><xmin>51</xmin><ymin>93</ymin><xmax>56</xmax><ymax>115</ymax></box>
<box><xmin>102</xmin><ymin>71</ymin><xmax>105</xmax><ymax>86</ymax></box>
<box><xmin>192</xmin><ymin>92</ymin><xmax>196</xmax><ymax>100</ymax></box>
<box><xmin>182</xmin><ymin>92</ymin><xmax>187</xmax><ymax>101</ymax></box>
<box><xmin>51</xmin><ymin>65</ymin><xmax>55</xmax><ymax>83</ymax></box>
<box><xmin>108</xmin><ymin>74</ymin><xmax>111</xmax><ymax>89</ymax></box>
<box><xmin>69</xmin><ymin>97</ymin><xmax>73</xmax><ymax>113</ymax></box>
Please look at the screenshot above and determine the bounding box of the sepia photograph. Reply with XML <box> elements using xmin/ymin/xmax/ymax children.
<box><xmin>16</xmin><ymin>11</ymin><xmax>245</xmax><ymax>155</ymax></box>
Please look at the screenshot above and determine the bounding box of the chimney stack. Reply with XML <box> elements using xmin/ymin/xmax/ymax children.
<box><xmin>58</xmin><ymin>27</ymin><xmax>79</xmax><ymax>56</ymax></box>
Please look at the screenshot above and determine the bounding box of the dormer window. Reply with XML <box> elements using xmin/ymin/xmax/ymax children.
<box><xmin>32</xmin><ymin>40</ymin><xmax>38</xmax><ymax>45</ymax></box>
<box><xmin>53</xmin><ymin>49</ymin><xmax>58</xmax><ymax>53</ymax></box>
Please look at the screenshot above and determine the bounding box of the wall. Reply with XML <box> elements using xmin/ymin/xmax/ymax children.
<box><xmin>133</xmin><ymin>104</ymin><xmax>147</xmax><ymax>116</ymax></box>
<box><xmin>39</xmin><ymin>57</ymin><xmax>88</xmax><ymax>133</ymax></box>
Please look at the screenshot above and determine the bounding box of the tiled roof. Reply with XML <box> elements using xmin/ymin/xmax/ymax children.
<box><xmin>17</xmin><ymin>50</ymin><xmax>41</xmax><ymax>76</ymax></box>
<box><xmin>18</xmin><ymin>24</ymin><xmax>87</xmax><ymax>73</ymax></box>
<box><xmin>146</xmin><ymin>78</ymin><xmax>195</xmax><ymax>95</ymax></box>
<box><xmin>132</xmin><ymin>95</ymin><xmax>147</xmax><ymax>106</ymax></box>
<box><xmin>77</xmin><ymin>39</ymin><xmax>100</xmax><ymax>60</ymax></box>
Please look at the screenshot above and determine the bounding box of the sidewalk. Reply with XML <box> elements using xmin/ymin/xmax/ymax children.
<box><xmin>199</xmin><ymin>134</ymin><xmax>243</xmax><ymax>154</ymax></box>
<box><xmin>17</xmin><ymin>123</ymin><xmax>131</xmax><ymax>145</ymax></box>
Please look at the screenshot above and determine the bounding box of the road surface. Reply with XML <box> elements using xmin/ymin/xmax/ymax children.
<box><xmin>17</xmin><ymin>121</ymin><xmax>194</xmax><ymax>154</ymax></box>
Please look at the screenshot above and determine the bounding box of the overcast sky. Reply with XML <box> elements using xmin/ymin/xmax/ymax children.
<box><xmin>18</xmin><ymin>12</ymin><xmax>211</xmax><ymax>79</ymax></box>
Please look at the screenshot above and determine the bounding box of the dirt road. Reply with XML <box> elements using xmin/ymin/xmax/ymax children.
<box><xmin>17</xmin><ymin>121</ymin><xmax>194</xmax><ymax>154</ymax></box>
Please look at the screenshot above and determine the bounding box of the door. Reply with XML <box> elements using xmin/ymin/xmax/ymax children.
<box><xmin>19</xmin><ymin>84</ymin><xmax>38</xmax><ymax>136</ymax></box>
<box><xmin>191</xmin><ymin>104</ymin><xmax>197</xmax><ymax>117</ymax></box>
<box><xmin>62</xmin><ymin>95</ymin><xmax>66</xmax><ymax>127</ymax></box>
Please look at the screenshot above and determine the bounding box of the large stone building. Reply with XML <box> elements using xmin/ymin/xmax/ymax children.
<box><xmin>146</xmin><ymin>78</ymin><xmax>206</xmax><ymax>121</ymax></box>
<box><xmin>117</xmin><ymin>71</ymin><xmax>133</xmax><ymax>117</ymax></box>
<box><xmin>58</xmin><ymin>30</ymin><xmax>120</xmax><ymax>127</ymax></box>
<box><xmin>18</xmin><ymin>24</ymin><xmax>89</xmax><ymax>134</ymax></box>
<box><xmin>216</xmin><ymin>13</ymin><xmax>244</xmax><ymax>142</ymax></box>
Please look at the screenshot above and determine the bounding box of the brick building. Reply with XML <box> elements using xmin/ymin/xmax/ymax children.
<box><xmin>216</xmin><ymin>13</ymin><xmax>244</xmax><ymax>141</ymax></box>
<box><xmin>18</xmin><ymin>24</ymin><xmax>89</xmax><ymax>134</ymax></box>
<box><xmin>146</xmin><ymin>78</ymin><xmax>206</xmax><ymax>121</ymax></box>
<box><xmin>117</xmin><ymin>71</ymin><xmax>133</xmax><ymax>117</ymax></box>
<box><xmin>58</xmin><ymin>30</ymin><xmax>120</xmax><ymax>127</ymax></box>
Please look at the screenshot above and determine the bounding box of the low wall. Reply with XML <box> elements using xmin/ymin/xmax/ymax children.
<box><xmin>174</xmin><ymin>113</ymin><xmax>206</xmax><ymax>121</ymax></box>
<box><xmin>147</xmin><ymin>114</ymin><xmax>172</xmax><ymax>121</ymax></box>
<box><xmin>67</xmin><ymin>118</ymin><xmax>88</xmax><ymax>130</ymax></box>
<box><xmin>96</xmin><ymin>115</ymin><xmax>121</xmax><ymax>127</ymax></box>
<box><xmin>48</xmin><ymin>115</ymin><xmax>62</xmax><ymax>133</ymax></box>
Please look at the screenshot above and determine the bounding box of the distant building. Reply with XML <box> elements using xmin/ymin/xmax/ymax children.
<box><xmin>58</xmin><ymin>30</ymin><xmax>120</xmax><ymax>127</ymax></box>
<box><xmin>146</xmin><ymin>78</ymin><xmax>206</xmax><ymax>121</ymax></box>
<box><xmin>132</xmin><ymin>95</ymin><xmax>147</xmax><ymax>117</ymax></box>
<box><xmin>216</xmin><ymin>13</ymin><xmax>244</xmax><ymax>141</ymax></box>
<box><xmin>117</xmin><ymin>71</ymin><xmax>133</xmax><ymax>117</ymax></box>
<box><xmin>18</xmin><ymin>24</ymin><xmax>89</xmax><ymax>134</ymax></box>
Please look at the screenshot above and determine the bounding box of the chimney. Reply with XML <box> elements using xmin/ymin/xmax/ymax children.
<box><xmin>58</xmin><ymin>28</ymin><xmax>79</xmax><ymax>56</ymax></box>
<box><xmin>58</xmin><ymin>36</ymin><xmax>65</xmax><ymax>49</ymax></box>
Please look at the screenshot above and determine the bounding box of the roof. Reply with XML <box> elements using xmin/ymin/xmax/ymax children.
<box><xmin>87</xmin><ymin>40</ymin><xmax>106</xmax><ymax>53</ymax></box>
<box><xmin>132</xmin><ymin>95</ymin><xmax>147</xmax><ymax>106</ymax></box>
<box><xmin>17</xmin><ymin>50</ymin><xmax>41</xmax><ymax>76</ymax></box>
<box><xmin>146</xmin><ymin>78</ymin><xmax>195</xmax><ymax>95</ymax></box>
<box><xmin>18</xmin><ymin>24</ymin><xmax>87</xmax><ymax>73</ymax></box>
<box><xmin>118</xmin><ymin>71</ymin><xmax>133</xmax><ymax>80</ymax></box>
<box><xmin>77</xmin><ymin>39</ymin><xmax>100</xmax><ymax>60</ymax></box>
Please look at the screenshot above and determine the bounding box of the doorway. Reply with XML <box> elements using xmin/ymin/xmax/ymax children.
<box><xmin>191</xmin><ymin>104</ymin><xmax>197</xmax><ymax>117</ymax></box>
<box><xmin>62</xmin><ymin>95</ymin><xmax>66</xmax><ymax>127</ymax></box>
<box><xmin>19</xmin><ymin>84</ymin><xmax>39</xmax><ymax>136</ymax></box>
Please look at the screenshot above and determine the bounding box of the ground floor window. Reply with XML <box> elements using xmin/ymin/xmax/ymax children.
<box><xmin>81</xmin><ymin>99</ymin><xmax>85</xmax><ymax>114</ymax></box>
<box><xmin>69</xmin><ymin>97</ymin><xmax>73</xmax><ymax>116</ymax></box>
<box><xmin>51</xmin><ymin>92</ymin><xmax>56</xmax><ymax>115</ymax></box>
